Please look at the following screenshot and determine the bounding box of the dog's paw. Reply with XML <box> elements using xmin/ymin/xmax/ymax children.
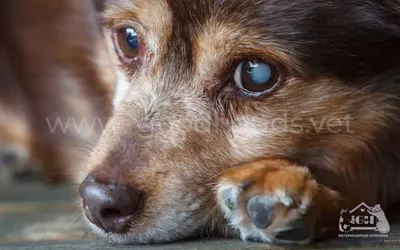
<box><xmin>217</xmin><ymin>159</ymin><xmax>340</xmax><ymax>244</ymax></box>
<box><xmin>0</xmin><ymin>145</ymin><xmax>39</xmax><ymax>181</ymax></box>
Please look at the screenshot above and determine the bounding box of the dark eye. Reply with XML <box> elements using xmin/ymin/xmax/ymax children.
<box><xmin>234</xmin><ymin>58</ymin><xmax>281</xmax><ymax>96</ymax></box>
<box><xmin>113</xmin><ymin>27</ymin><xmax>140</xmax><ymax>63</ymax></box>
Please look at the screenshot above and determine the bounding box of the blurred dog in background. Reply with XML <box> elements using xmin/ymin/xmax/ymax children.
<box><xmin>0</xmin><ymin>0</ymin><xmax>115</xmax><ymax>182</ymax></box>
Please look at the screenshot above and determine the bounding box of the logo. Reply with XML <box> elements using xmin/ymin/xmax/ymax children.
<box><xmin>338</xmin><ymin>202</ymin><xmax>390</xmax><ymax>238</ymax></box>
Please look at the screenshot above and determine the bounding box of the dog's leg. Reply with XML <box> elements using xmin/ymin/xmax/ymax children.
<box><xmin>217</xmin><ymin>159</ymin><xmax>341</xmax><ymax>244</ymax></box>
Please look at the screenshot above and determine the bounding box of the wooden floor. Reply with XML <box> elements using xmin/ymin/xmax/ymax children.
<box><xmin>1</xmin><ymin>181</ymin><xmax>400</xmax><ymax>250</ymax></box>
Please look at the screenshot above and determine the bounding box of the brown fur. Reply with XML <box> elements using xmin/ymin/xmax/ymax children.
<box><xmin>78</xmin><ymin>0</ymin><xmax>400</xmax><ymax>244</ymax></box>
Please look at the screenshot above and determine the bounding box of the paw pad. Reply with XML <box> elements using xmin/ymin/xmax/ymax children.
<box><xmin>2</xmin><ymin>152</ymin><xmax>18</xmax><ymax>165</ymax></box>
<box><xmin>222</xmin><ymin>179</ymin><xmax>253</xmax><ymax>211</ymax></box>
<box><xmin>247</xmin><ymin>195</ymin><xmax>276</xmax><ymax>229</ymax></box>
<box><xmin>223</xmin><ymin>188</ymin><xmax>238</xmax><ymax>211</ymax></box>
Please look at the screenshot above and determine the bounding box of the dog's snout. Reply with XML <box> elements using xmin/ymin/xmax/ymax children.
<box><xmin>79</xmin><ymin>175</ymin><xmax>142</xmax><ymax>233</ymax></box>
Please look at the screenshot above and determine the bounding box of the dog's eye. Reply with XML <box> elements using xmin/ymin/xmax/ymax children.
<box><xmin>113</xmin><ymin>27</ymin><xmax>140</xmax><ymax>63</ymax></box>
<box><xmin>234</xmin><ymin>58</ymin><xmax>281</xmax><ymax>96</ymax></box>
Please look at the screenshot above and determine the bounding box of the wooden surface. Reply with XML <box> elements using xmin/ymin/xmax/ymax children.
<box><xmin>2</xmin><ymin>239</ymin><xmax>400</xmax><ymax>250</ymax></box>
<box><xmin>1</xmin><ymin>181</ymin><xmax>400</xmax><ymax>250</ymax></box>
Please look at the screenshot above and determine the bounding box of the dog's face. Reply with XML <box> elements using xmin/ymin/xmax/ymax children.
<box><xmin>82</xmin><ymin>0</ymin><xmax>400</xmax><ymax>244</ymax></box>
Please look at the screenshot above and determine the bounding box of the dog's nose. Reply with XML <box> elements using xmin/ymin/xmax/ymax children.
<box><xmin>79</xmin><ymin>175</ymin><xmax>142</xmax><ymax>233</ymax></box>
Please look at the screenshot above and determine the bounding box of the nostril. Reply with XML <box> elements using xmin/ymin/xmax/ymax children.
<box><xmin>79</xmin><ymin>175</ymin><xmax>143</xmax><ymax>233</ymax></box>
<box><xmin>102</xmin><ymin>208</ymin><xmax>124</xmax><ymax>219</ymax></box>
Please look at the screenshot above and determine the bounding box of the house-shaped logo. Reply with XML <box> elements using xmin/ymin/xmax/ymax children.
<box><xmin>339</xmin><ymin>202</ymin><xmax>390</xmax><ymax>234</ymax></box>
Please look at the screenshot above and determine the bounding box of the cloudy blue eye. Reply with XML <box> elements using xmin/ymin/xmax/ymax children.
<box><xmin>114</xmin><ymin>27</ymin><xmax>140</xmax><ymax>62</ymax></box>
<box><xmin>248</xmin><ymin>62</ymin><xmax>271</xmax><ymax>84</ymax></box>
<box><xmin>234</xmin><ymin>58</ymin><xmax>281</xmax><ymax>95</ymax></box>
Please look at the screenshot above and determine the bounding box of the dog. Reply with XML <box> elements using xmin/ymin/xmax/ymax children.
<box><xmin>75</xmin><ymin>0</ymin><xmax>400</xmax><ymax>245</ymax></box>
<box><xmin>369</xmin><ymin>204</ymin><xmax>390</xmax><ymax>234</ymax></box>
<box><xmin>0</xmin><ymin>0</ymin><xmax>115</xmax><ymax>182</ymax></box>
<box><xmin>78</xmin><ymin>0</ymin><xmax>400</xmax><ymax>245</ymax></box>
<box><xmin>4</xmin><ymin>0</ymin><xmax>398</xmax><ymax>245</ymax></box>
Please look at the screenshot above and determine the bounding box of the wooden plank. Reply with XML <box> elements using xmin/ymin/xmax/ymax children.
<box><xmin>1</xmin><ymin>181</ymin><xmax>400</xmax><ymax>249</ymax></box>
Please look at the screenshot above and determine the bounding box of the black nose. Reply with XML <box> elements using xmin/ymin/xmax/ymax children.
<box><xmin>79</xmin><ymin>175</ymin><xmax>142</xmax><ymax>233</ymax></box>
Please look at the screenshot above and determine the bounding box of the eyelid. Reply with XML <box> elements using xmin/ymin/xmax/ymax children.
<box><xmin>112</xmin><ymin>32</ymin><xmax>134</xmax><ymax>64</ymax></box>
<box><xmin>112</xmin><ymin>28</ymin><xmax>149</xmax><ymax>74</ymax></box>
<box><xmin>231</xmin><ymin>56</ymin><xmax>287</xmax><ymax>97</ymax></box>
<box><xmin>111</xmin><ymin>20</ymin><xmax>148</xmax><ymax>43</ymax></box>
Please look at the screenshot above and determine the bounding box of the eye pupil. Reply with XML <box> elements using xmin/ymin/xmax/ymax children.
<box><xmin>114</xmin><ymin>26</ymin><xmax>141</xmax><ymax>62</ymax></box>
<box><xmin>234</xmin><ymin>58</ymin><xmax>281</xmax><ymax>95</ymax></box>
<box><xmin>248</xmin><ymin>62</ymin><xmax>272</xmax><ymax>84</ymax></box>
<box><xmin>125</xmin><ymin>27</ymin><xmax>139</xmax><ymax>49</ymax></box>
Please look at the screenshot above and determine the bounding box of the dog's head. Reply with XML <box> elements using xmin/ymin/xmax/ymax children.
<box><xmin>80</xmin><ymin>0</ymin><xmax>400</xmax><ymax>244</ymax></box>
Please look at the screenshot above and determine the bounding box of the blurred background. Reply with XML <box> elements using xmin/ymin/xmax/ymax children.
<box><xmin>0</xmin><ymin>0</ymin><xmax>115</xmax><ymax>243</ymax></box>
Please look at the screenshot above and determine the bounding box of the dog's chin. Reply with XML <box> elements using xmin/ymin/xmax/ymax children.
<box><xmin>87</xmin><ymin>222</ymin><xmax>164</xmax><ymax>245</ymax></box>
<box><xmin>84</xmin><ymin>215</ymin><xmax>204</xmax><ymax>245</ymax></box>
<box><xmin>87</xmin><ymin>223</ymin><xmax>144</xmax><ymax>245</ymax></box>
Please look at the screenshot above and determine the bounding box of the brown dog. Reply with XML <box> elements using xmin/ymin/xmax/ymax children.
<box><xmin>0</xmin><ymin>0</ymin><xmax>115</xmax><ymax>182</ymax></box>
<box><xmin>78</xmin><ymin>0</ymin><xmax>400</xmax><ymax>245</ymax></box>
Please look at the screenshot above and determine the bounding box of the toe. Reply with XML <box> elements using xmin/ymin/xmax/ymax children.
<box><xmin>223</xmin><ymin>188</ymin><xmax>238</xmax><ymax>211</ymax></box>
<box><xmin>222</xmin><ymin>187</ymin><xmax>241</xmax><ymax>211</ymax></box>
